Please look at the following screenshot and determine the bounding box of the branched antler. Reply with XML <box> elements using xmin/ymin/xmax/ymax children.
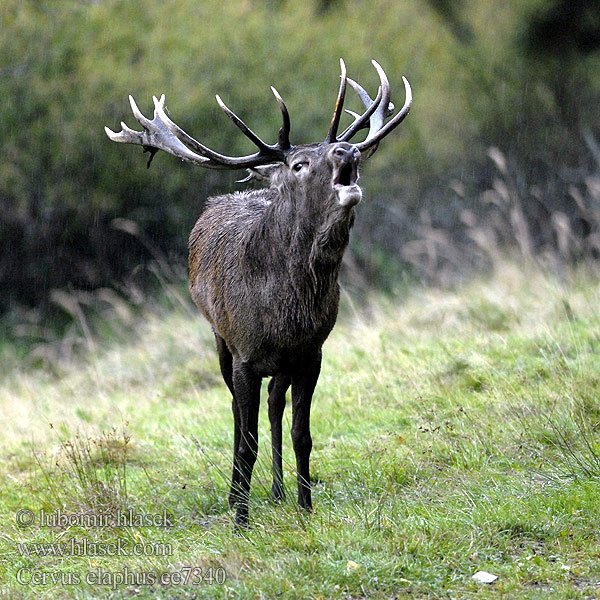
<box><xmin>105</xmin><ymin>59</ymin><xmax>411</xmax><ymax>168</ymax></box>
<box><xmin>105</xmin><ymin>90</ymin><xmax>291</xmax><ymax>170</ymax></box>
<box><xmin>332</xmin><ymin>59</ymin><xmax>412</xmax><ymax>155</ymax></box>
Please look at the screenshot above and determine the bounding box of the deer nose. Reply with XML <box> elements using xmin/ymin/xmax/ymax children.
<box><xmin>333</xmin><ymin>145</ymin><xmax>360</xmax><ymax>162</ymax></box>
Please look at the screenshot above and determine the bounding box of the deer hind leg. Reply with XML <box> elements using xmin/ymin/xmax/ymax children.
<box><xmin>231</xmin><ymin>358</ymin><xmax>261</xmax><ymax>527</ymax></box>
<box><xmin>214</xmin><ymin>333</ymin><xmax>234</xmax><ymax>395</ymax></box>
<box><xmin>291</xmin><ymin>352</ymin><xmax>322</xmax><ymax>511</ymax></box>
<box><xmin>267</xmin><ymin>374</ymin><xmax>291</xmax><ymax>501</ymax></box>
<box><xmin>214</xmin><ymin>334</ymin><xmax>241</xmax><ymax>510</ymax></box>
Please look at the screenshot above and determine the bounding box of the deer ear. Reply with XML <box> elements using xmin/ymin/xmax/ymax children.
<box><xmin>237</xmin><ymin>164</ymin><xmax>284</xmax><ymax>184</ymax></box>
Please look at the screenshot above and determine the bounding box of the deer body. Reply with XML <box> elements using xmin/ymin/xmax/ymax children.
<box><xmin>106</xmin><ymin>59</ymin><xmax>411</xmax><ymax>526</ymax></box>
<box><xmin>189</xmin><ymin>145</ymin><xmax>358</xmax><ymax>374</ymax></box>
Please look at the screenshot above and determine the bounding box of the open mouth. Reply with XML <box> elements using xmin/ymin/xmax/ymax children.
<box><xmin>333</xmin><ymin>161</ymin><xmax>359</xmax><ymax>189</ymax></box>
<box><xmin>333</xmin><ymin>159</ymin><xmax>361</xmax><ymax>207</ymax></box>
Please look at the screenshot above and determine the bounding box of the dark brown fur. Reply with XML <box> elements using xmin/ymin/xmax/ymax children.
<box><xmin>189</xmin><ymin>142</ymin><xmax>361</xmax><ymax>525</ymax></box>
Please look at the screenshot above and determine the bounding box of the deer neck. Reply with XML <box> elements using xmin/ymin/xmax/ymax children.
<box><xmin>285</xmin><ymin>189</ymin><xmax>355</xmax><ymax>294</ymax></box>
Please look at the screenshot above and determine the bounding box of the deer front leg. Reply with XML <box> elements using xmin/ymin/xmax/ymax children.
<box><xmin>291</xmin><ymin>352</ymin><xmax>322</xmax><ymax>511</ymax></box>
<box><xmin>231</xmin><ymin>359</ymin><xmax>262</xmax><ymax>527</ymax></box>
<box><xmin>213</xmin><ymin>334</ymin><xmax>241</xmax><ymax>509</ymax></box>
<box><xmin>229</xmin><ymin>398</ymin><xmax>242</xmax><ymax>510</ymax></box>
<box><xmin>267</xmin><ymin>374</ymin><xmax>291</xmax><ymax>501</ymax></box>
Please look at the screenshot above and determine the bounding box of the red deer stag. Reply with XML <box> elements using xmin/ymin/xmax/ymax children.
<box><xmin>105</xmin><ymin>59</ymin><xmax>411</xmax><ymax>527</ymax></box>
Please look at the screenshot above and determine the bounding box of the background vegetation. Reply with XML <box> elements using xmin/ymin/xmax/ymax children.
<box><xmin>2</xmin><ymin>0</ymin><xmax>600</xmax><ymax>326</ymax></box>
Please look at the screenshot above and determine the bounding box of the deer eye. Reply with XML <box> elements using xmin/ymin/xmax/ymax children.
<box><xmin>292</xmin><ymin>162</ymin><xmax>307</xmax><ymax>172</ymax></box>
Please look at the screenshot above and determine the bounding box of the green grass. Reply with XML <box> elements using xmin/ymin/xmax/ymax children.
<box><xmin>2</xmin><ymin>261</ymin><xmax>600</xmax><ymax>599</ymax></box>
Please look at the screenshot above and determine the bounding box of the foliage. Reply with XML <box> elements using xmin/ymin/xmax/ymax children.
<box><xmin>1</xmin><ymin>0</ymin><xmax>600</xmax><ymax>318</ymax></box>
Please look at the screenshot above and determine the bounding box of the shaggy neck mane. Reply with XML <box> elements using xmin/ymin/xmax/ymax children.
<box><xmin>242</xmin><ymin>184</ymin><xmax>354</xmax><ymax>299</ymax></box>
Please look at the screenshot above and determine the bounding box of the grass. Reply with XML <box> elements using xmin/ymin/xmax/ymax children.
<box><xmin>1</xmin><ymin>260</ymin><xmax>600</xmax><ymax>599</ymax></box>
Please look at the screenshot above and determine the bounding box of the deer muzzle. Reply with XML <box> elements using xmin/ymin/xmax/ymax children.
<box><xmin>332</xmin><ymin>145</ymin><xmax>362</xmax><ymax>208</ymax></box>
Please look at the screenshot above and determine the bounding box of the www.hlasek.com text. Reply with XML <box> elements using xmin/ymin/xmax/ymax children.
<box><xmin>17</xmin><ymin>538</ymin><xmax>172</xmax><ymax>557</ymax></box>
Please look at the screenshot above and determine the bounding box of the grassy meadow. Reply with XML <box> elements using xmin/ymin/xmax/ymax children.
<box><xmin>1</xmin><ymin>260</ymin><xmax>600</xmax><ymax>598</ymax></box>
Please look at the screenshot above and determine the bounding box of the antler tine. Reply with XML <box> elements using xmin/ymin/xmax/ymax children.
<box><xmin>129</xmin><ymin>94</ymin><xmax>153</xmax><ymax>129</ymax></box>
<box><xmin>338</xmin><ymin>84</ymin><xmax>383</xmax><ymax>142</ymax></box>
<box><xmin>271</xmin><ymin>86</ymin><xmax>291</xmax><ymax>150</ymax></box>
<box><xmin>347</xmin><ymin>77</ymin><xmax>373</xmax><ymax>111</ymax></box>
<box><xmin>363</xmin><ymin>60</ymin><xmax>392</xmax><ymax>143</ymax></box>
<box><xmin>104</xmin><ymin>121</ymin><xmax>140</xmax><ymax>144</ymax></box>
<box><xmin>325</xmin><ymin>58</ymin><xmax>348</xmax><ymax>143</ymax></box>
<box><xmin>355</xmin><ymin>73</ymin><xmax>412</xmax><ymax>153</ymax></box>
<box><xmin>215</xmin><ymin>94</ymin><xmax>274</xmax><ymax>153</ymax></box>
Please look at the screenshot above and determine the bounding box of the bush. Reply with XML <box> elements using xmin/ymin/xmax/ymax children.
<box><xmin>1</xmin><ymin>0</ymin><xmax>599</xmax><ymax>318</ymax></box>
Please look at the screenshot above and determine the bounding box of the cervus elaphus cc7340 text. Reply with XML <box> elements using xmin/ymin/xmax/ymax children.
<box><xmin>106</xmin><ymin>59</ymin><xmax>411</xmax><ymax>526</ymax></box>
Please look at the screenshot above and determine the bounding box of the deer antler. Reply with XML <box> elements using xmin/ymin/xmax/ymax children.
<box><xmin>105</xmin><ymin>90</ymin><xmax>292</xmax><ymax>169</ymax></box>
<box><xmin>332</xmin><ymin>60</ymin><xmax>412</xmax><ymax>155</ymax></box>
<box><xmin>105</xmin><ymin>59</ymin><xmax>411</xmax><ymax>168</ymax></box>
<box><xmin>338</xmin><ymin>84</ymin><xmax>384</xmax><ymax>142</ymax></box>
<box><xmin>352</xmin><ymin>61</ymin><xmax>412</xmax><ymax>153</ymax></box>
<box><xmin>104</xmin><ymin>95</ymin><xmax>211</xmax><ymax>168</ymax></box>
<box><xmin>325</xmin><ymin>58</ymin><xmax>348</xmax><ymax>143</ymax></box>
